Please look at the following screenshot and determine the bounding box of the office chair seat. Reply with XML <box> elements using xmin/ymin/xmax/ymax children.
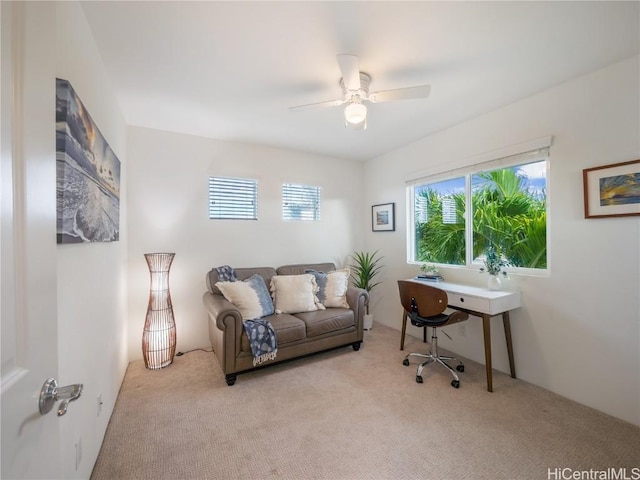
<box><xmin>398</xmin><ymin>280</ymin><xmax>468</xmax><ymax>388</ymax></box>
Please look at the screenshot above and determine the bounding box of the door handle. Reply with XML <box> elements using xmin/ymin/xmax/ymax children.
<box><xmin>39</xmin><ymin>378</ymin><xmax>83</xmax><ymax>416</ymax></box>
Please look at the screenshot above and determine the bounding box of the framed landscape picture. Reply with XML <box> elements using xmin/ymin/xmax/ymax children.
<box><xmin>583</xmin><ymin>159</ymin><xmax>639</xmax><ymax>219</ymax></box>
<box><xmin>56</xmin><ymin>78</ymin><xmax>121</xmax><ymax>243</ymax></box>
<box><xmin>372</xmin><ymin>203</ymin><xmax>395</xmax><ymax>232</ymax></box>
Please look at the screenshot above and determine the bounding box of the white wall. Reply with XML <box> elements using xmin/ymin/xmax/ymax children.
<box><xmin>126</xmin><ymin>127</ymin><xmax>364</xmax><ymax>361</ymax></box>
<box><xmin>55</xmin><ymin>3</ymin><xmax>128</xmax><ymax>478</ymax></box>
<box><xmin>363</xmin><ymin>56</ymin><xmax>640</xmax><ymax>425</ymax></box>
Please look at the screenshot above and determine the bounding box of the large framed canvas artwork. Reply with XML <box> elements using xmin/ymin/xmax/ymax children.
<box><xmin>56</xmin><ymin>78</ymin><xmax>120</xmax><ymax>243</ymax></box>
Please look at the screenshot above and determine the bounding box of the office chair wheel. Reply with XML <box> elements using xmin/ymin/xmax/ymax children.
<box><xmin>451</xmin><ymin>379</ymin><xmax>460</xmax><ymax>388</ymax></box>
<box><xmin>416</xmin><ymin>375</ymin><xmax>423</xmax><ymax>384</ymax></box>
<box><xmin>456</xmin><ymin>365</ymin><xmax>465</xmax><ymax>373</ymax></box>
<box><xmin>403</xmin><ymin>359</ymin><xmax>410</xmax><ymax>366</ymax></box>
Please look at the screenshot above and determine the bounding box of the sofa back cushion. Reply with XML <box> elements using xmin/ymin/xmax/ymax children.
<box><xmin>276</xmin><ymin>263</ymin><xmax>336</xmax><ymax>276</ymax></box>
<box><xmin>207</xmin><ymin>263</ymin><xmax>337</xmax><ymax>295</ymax></box>
<box><xmin>207</xmin><ymin>267</ymin><xmax>277</xmax><ymax>295</ymax></box>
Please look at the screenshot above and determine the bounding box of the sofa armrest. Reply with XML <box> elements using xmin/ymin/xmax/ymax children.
<box><xmin>203</xmin><ymin>291</ymin><xmax>245</xmax><ymax>375</ymax></box>
<box><xmin>346</xmin><ymin>286</ymin><xmax>369</xmax><ymax>331</ymax></box>
<box><xmin>202</xmin><ymin>291</ymin><xmax>243</xmax><ymax>332</ymax></box>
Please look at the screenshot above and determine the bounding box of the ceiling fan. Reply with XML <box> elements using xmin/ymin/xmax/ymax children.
<box><xmin>289</xmin><ymin>54</ymin><xmax>431</xmax><ymax>130</ymax></box>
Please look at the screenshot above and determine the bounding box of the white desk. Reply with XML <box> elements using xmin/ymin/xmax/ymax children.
<box><xmin>400</xmin><ymin>279</ymin><xmax>522</xmax><ymax>392</ymax></box>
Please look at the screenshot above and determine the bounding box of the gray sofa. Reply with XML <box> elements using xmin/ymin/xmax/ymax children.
<box><xmin>203</xmin><ymin>262</ymin><xmax>369</xmax><ymax>385</ymax></box>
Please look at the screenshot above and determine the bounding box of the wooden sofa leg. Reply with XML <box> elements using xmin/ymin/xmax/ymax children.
<box><xmin>225</xmin><ymin>374</ymin><xmax>237</xmax><ymax>386</ymax></box>
<box><xmin>352</xmin><ymin>341</ymin><xmax>362</xmax><ymax>351</ymax></box>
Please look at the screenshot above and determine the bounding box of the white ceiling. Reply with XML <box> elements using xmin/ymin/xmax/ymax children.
<box><xmin>81</xmin><ymin>1</ymin><xmax>639</xmax><ymax>161</ymax></box>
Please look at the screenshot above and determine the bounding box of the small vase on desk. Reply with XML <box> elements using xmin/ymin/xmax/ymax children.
<box><xmin>487</xmin><ymin>274</ymin><xmax>502</xmax><ymax>291</ymax></box>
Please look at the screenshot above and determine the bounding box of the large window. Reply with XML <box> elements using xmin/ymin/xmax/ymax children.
<box><xmin>409</xmin><ymin>147</ymin><xmax>549</xmax><ymax>272</ymax></box>
<box><xmin>208</xmin><ymin>176</ymin><xmax>257</xmax><ymax>220</ymax></box>
<box><xmin>282</xmin><ymin>183</ymin><xmax>321</xmax><ymax>221</ymax></box>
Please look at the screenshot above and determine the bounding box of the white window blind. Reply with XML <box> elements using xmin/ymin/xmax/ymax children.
<box><xmin>282</xmin><ymin>183</ymin><xmax>321</xmax><ymax>221</ymax></box>
<box><xmin>416</xmin><ymin>195</ymin><xmax>429</xmax><ymax>223</ymax></box>
<box><xmin>405</xmin><ymin>136</ymin><xmax>552</xmax><ymax>187</ymax></box>
<box><xmin>406</xmin><ymin>146</ymin><xmax>550</xmax><ymax>187</ymax></box>
<box><xmin>442</xmin><ymin>198</ymin><xmax>457</xmax><ymax>224</ymax></box>
<box><xmin>208</xmin><ymin>176</ymin><xmax>257</xmax><ymax>220</ymax></box>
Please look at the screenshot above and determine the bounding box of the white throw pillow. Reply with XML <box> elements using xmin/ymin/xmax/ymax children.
<box><xmin>323</xmin><ymin>268</ymin><xmax>350</xmax><ymax>308</ymax></box>
<box><xmin>216</xmin><ymin>274</ymin><xmax>274</xmax><ymax>320</ymax></box>
<box><xmin>270</xmin><ymin>274</ymin><xmax>324</xmax><ymax>314</ymax></box>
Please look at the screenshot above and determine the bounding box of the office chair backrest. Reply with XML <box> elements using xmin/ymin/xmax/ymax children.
<box><xmin>397</xmin><ymin>280</ymin><xmax>448</xmax><ymax>318</ymax></box>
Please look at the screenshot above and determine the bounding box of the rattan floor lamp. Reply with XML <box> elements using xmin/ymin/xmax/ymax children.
<box><xmin>142</xmin><ymin>253</ymin><xmax>176</xmax><ymax>369</ymax></box>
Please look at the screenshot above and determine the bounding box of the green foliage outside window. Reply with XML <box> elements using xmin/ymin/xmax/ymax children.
<box><xmin>415</xmin><ymin>164</ymin><xmax>547</xmax><ymax>269</ymax></box>
<box><xmin>416</xmin><ymin>188</ymin><xmax>466</xmax><ymax>265</ymax></box>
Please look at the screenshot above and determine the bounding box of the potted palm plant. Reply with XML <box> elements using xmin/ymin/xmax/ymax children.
<box><xmin>349</xmin><ymin>250</ymin><xmax>384</xmax><ymax>330</ymax></box>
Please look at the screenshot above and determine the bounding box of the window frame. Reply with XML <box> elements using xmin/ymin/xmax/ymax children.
<box><xmin>282</xmin><ymin>183</ymin><xmax>321</xmax><ymax>222</ymax></box>
<box><xmin>407</xmin><ymin>145</ymin><xmax>551</xmax><ymax>276</ymax></box>
<box><xmin>208</xmin><ymin>176</ymin><xmax>258</xmax><ymax>220</ymax></box>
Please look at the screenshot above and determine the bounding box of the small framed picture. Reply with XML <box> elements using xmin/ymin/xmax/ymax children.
<box><xmin>583</xmin><ymin>159</ymin><xmax>640</xmax><ymax>218</ymax></box>
<box><xmin>372</xmin><ymin>203</ymin><xmax>395</xmax><ymax>232</ymax></box>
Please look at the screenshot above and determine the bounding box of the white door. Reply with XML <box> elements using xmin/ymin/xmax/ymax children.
<box><xmin>1</xmin><ymin>3</ymin><xmax>61</xmax><ymax>478</ymax></box>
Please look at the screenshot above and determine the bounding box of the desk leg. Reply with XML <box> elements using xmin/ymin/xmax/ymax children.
<box><xmin>503</xmin><ymin>311</ymin><xmax>516</xmax><ymax>378</ymax></box>
<box><xmin>482</xmin><ymin>314</ymin><xmax>493</xmax><ymax>392</ymax></box>
<box><xmin>400</xmin><ymin>311</ymin><xmax>407</xmax><ymax>351</ymax></box>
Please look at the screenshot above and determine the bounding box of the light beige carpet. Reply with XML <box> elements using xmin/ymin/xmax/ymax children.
<box><xmin>91</xmin><ymin>323</ymin><xmax>639</xmax><ymax>480</ymax></box>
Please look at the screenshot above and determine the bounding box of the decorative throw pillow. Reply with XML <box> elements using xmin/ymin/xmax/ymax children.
<box><xmin>270</xmin><ymin>274</ymin><xmax>324</xmax><ymax>314</ymax></box>
<box><xmin>324</xmin><ymin>268</ymin><xmax>351</xmax><ymax>308</ymax></box>
<box><xmin>216</xmin><ymin>274</ymin><xmax>274</xmax><ymax>320</ymax></box>
<box><xmin>306</xmin><ymin>268</ymin><xmax>350</xmax><ymax>308</ymax></box>
<box><xmin>304</xmin><ymin>269</ymin><xmax>328</xmax><ymax>304</ymax></box>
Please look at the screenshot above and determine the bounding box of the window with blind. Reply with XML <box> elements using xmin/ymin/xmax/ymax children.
<box><xmin>282</xmin><ymin>183</ymin><xmax>321</xmax><ymax>221</ymax></box>
<box><xmin>208</xmin><ymin>176</ymin><xmax>257</xmax><ymax>220</ymax></box>
<box><xmin>408</xmin><ymin>143</ymin><xmax>550</xmax><ymax>272</ymax></box>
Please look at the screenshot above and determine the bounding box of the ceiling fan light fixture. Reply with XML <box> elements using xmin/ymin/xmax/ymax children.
<box><xmin>289</xmin><ymin>55</ymin><xmax>430</xmax><ymax>131</ymax></box>
<box><xmin>344</xmin><ymin>102</ymin><xmax>367</xmax><ymax>125</ymax></box>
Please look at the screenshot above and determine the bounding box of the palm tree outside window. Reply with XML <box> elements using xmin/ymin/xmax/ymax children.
<box><xmin>409</xmin><ymin>149</ymin><xmax>548</xmax><ymax>272</ymax></box>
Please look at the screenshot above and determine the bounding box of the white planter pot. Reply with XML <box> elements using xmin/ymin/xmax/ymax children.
<box><xmin>363</xmin><ymin>314</ymin><xmax>374</xmax><ymax>330</ymax></box>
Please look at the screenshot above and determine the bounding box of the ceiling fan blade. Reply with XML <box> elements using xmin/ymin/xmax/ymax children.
<box><xmin>289</xmin><ymin>98</ymin><xmax>346</xmax><ymax>112</ymax></box>
<box><xmin>368</xmin><ymin>85</ymin><xmax>431</xmax><ymax>103</ymax></box>
<box><xmin>337</xmin><ymin>54</ymin><xmax>361</xmax><ymax>91</ymax></box>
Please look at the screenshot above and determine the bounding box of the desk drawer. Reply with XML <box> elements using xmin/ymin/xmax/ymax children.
<box><xmin>412</xmin><ymin>279</ymin><xmax>521</xmax><ymax>315</ymax></box>
<box><xmin>447</xmin><ymin>294</ymin><xmax>490</xmax><ymax>313</ymax></box>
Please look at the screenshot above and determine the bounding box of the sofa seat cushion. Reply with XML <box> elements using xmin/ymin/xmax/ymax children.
<box><xmin>294</xmin><ymin>308</ymin><xmax>355</xmax><ymax>338</ymax></box>
<box><xmin>240</xmin><ymin>313</ymin><xmax>306</xmax><ymax>352</ymax></box>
